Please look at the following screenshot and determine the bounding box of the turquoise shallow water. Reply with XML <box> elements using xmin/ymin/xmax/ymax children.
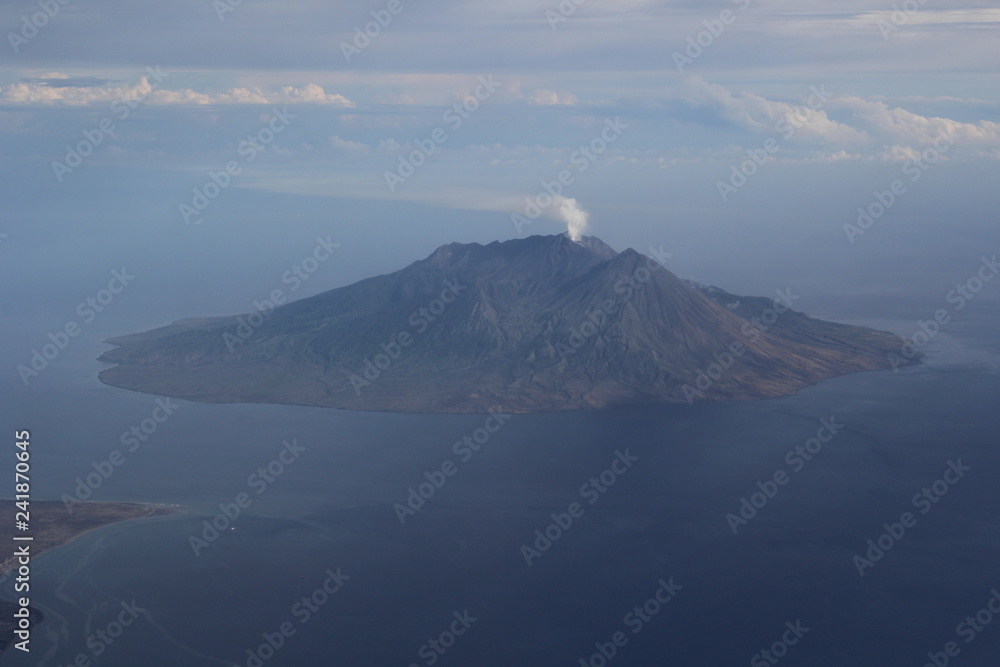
<box><xmin>1</xmin><ymin>310</ymin><xmax>999</xmax><ymax>666</ymax></box>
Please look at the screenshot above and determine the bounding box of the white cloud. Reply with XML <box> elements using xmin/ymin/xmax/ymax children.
<box><xmin>0</xmin><ymin>77</ymin><xmax>354</xmax><ymax>107</ymax></box>
<box><xmin>526</xmin><ymin>89</ymin><xmax>578</xmax><ymax>106</ymax></box>
<box><xmin>677</xmin><ymin>77</ymin><xmax>1000</xmax><ymax>159</ymax></box>
<box><xmin>856</xmin><ymin>8</ymin><xmax>1000</xmax><ymax>27</ymax></box>
<box><xmin>679</xmin><ymin>77</ymin><xmax>868</xmax><ymax>145</ymax></box>
<box><xmin>829</xmin><ymin>96</ymin><xmax>1000</xmax><ymax>150</ymax></box>
<box><xmin>327</xmin><ymin>135</ymin><xmax>373</xmax><ymax>154</ymax></box>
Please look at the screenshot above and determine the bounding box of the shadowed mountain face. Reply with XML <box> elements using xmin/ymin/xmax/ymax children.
<box><xmin>97</xmin><ymin>234</ymin><xmax>915</xmax><ymax>413</ymax></box>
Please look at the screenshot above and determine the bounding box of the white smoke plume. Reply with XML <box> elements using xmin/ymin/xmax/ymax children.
<box><xmin>553</xmin><ymin>196</ymin><xmax>589</xmax><ymax>242</ymax></box>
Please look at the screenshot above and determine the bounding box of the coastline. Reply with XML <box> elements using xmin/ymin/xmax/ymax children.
<box><xmin>0</xmin><ymin>499</ymin><xmax>179</xmax><ymax>657</ymax></box>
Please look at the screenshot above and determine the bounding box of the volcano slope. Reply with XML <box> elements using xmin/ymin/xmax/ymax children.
<box><xmin>98</xmin><ymin>234</ymin><xmax>915</xmax><ymax>413</ymax></box>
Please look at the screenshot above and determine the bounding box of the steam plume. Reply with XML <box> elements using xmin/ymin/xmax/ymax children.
<box><xmin>553</xmin><ymin>196</ymin><xmax>589</xmax><ymax>242</ymax></box>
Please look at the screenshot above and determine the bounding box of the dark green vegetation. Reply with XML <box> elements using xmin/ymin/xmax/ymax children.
<box><xmin>98</xmin><ymin>235</ymin><xmax>915</xmax><ymax>413</ymax></box>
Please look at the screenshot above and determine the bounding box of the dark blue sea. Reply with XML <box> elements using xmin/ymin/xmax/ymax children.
<box><xmin>1</xmin><ymin>293</ymin><xmax>999</xmax><ymax>667</ymax></box>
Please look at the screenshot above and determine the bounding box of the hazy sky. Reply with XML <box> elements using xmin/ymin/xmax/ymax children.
<box><xmin>1</xmin><ymin>0</ymin><xmax>998</xmax><ymax>332</ymax></box>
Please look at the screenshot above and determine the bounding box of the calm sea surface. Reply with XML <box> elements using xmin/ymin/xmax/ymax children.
<box><xmin>1</xmin><ymin>308</ymin><xmax>999</xmax><ymax>667</ymax></box>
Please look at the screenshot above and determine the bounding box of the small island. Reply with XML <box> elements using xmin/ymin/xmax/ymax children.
<box><xmin>97</xmin><ymin>234</ymin><xmax>917</xmax><ymax>413</ymax></box>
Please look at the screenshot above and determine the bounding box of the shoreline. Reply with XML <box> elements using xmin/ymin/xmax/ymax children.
<box><xmin>0</xmin><ymin>499</ymin><xmax>180</xmax><ymax>657</ymax></box>
<box><xmin>0</xmin><ymin>499</ymin><xmax>179</xmax><ymax>577</ymax></box>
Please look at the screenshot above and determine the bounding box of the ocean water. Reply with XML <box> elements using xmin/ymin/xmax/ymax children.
<box><xmin>2</xmin><ymin>305</ymin><xmax>999</xmax><ymax>666</ymax></box>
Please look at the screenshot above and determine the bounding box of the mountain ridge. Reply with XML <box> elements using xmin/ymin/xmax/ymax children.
<box><xmin>97</xmin><ymin>234</ymin><xmax>917</xmax><ymax>413</ymax></box>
